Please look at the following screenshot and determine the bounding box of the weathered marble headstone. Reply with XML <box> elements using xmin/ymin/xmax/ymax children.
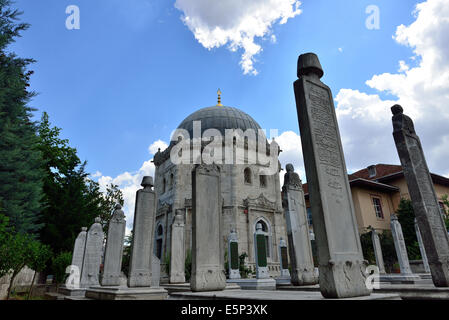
<box><xmin>254</xmin><ymin>223</ymin><xmax>270</xmax><ymax>279</ymax></box>
<box><xmin>279</xmin><ymin>238</ymin><xmax>290</xmax><ymax>278</ymax></box>
<box><xmin>228</xmin><ymin>229</ymin><xmax>241</xmax><ymax>279</ymax></box>
<box><xmin>71</xmin><ymin>227</ymin><xmax>87</xmax><ymax>273</ymax></box>
<box><xmin>390</xmin><ymin>214</ymin><xmax>412</xmax><ymax>275</ymax></box>
<box><xmin>80</xmin><ymin>217</ymin><xmax>104</xmax><ymax>288</ymax></box>
<box><xmin>293</xmin><ymin>52</ymin><xmax>370</xmax><ymax>298</ymax></box>
<box><xmin>391</xmin><ymin>105</ymin><xmax>449</xmax><ymax>287</ymax></box>
<box><xmin>415</xmin><ymin>219</ymin><xmax>431</xmax><ymax>274</ymax></box>
<box><xmin>191</xmin><ymin>164</ymin><xmax>226</xmax><ymax>292</ymax></box>
<box><xmin>282</xmin><ymin>163</ymin><xmax>318</xmax><ymax>285</ymax></box>
<box><xmin>101</xmin><ymin>204</ymin><xmax>126</xmax><ymax>286</ymax></box>
<box><xmin>151</xmin><ymin>255</ymin><xmax>161</xmax><ymax>287</ymax></box>
<box><xmin>370</xmin><ymin>228</ymin><xmax>386</xmax><ymax>275</ymax></box>
<box><xmin>170</xmin><ymin>209</ymin><xmax>186</xmax><ymax>284</ymax></box>
<box><xmin>128</xmin><ymin>176</ymin><xmax>157</xmax><ymax>287</ymax></box>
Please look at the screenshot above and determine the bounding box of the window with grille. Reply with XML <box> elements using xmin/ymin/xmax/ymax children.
<box><xmin>372</xmin><ymin>197</ymin><xmax>384</xmax><ymax>219</ymax></box>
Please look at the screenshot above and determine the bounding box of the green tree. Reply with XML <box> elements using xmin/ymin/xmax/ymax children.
<box><xmin>0</xmin><ymin>231</ymin><xmax>46</xmax><ymax>299</ymax></box>
<box><xmin>51</xmin><ymin>251</ymin><xmax>72</xmax><ymax>290</ymax></box>
<box><xmin>37</xmin><ymin>113</ymin><xmax>123</xmax><ymax>255</ymax></box>
<box><xmin>396</xmin><ymin>199</ymin><xmax>421</xmax><ymax>260</ymax></box>
<box><xmin>0</xmin><ymin>0</ymin><xmax>45</xmax><ymax>235</ymax></box>
<box><xmin>442</xmin><ymin>195</ymin><xmax>449</xmax><ymax>231</ymax></box>
<box><xmin>26</xmin><ymin>241</ymin><xmax>51</xmax><ymax>299</ymax></box>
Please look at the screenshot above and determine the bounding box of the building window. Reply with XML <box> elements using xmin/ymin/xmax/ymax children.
<box><xmin>244</xmin><ymin>168</ymin><xmax>252</xmax><ymax>184</ymax></box>
<box><xmin>169</xmin><ymin>173</ymin><xmax>174</xmax><ymax>189</ymax></box>
<box><xmin>259</xmin><ymin>175</ymin><xmax>267</xmax><ymax>188</ymax></box>
<box><xmin>155</xmin><ymin>224</ymin><xmax>163</xmax><ymax>259</ymax></box>
<box><xmin>162</xmin><ymin>178</ymin><xmax>166</xmax><ymax>193</ymax></box>
<box><xmin>306</xmin><ymin>207</ymin><xmax>313</xmax><ymax>226</ymax></box>
<box><xmin>372</xmin><ymin>197</ymin><xmax>384</xmax><ymax>219</ymax></box>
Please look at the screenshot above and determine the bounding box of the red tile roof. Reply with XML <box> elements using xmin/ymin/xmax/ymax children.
<box><xmin>348</xmin><ymin>164</ymin><xmax>403</xmax><ymax>181</ymax></box>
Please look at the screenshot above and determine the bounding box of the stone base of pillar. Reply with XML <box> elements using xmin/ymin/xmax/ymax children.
<box><xmin>57</xmin><ymin>285</ymin><xmax>86</xmax><ymax>297</ymax></box>
<box><xmin>275</xmin><ymin>276</ymin><xmax>291</xmax><ymax>285</ymax></box>
<box><xmin>379</xmin><ymin>274</ymin><xmax>421</xmax><ymax>284</ymax></box>
<box><xmin>227</xmin><ymin>278</ymin><xmax>276</xmax><ymax>290</ymax></box>
<box><xmin>85</xmin><ymin>286</ymin><xmax>168</xmax><ymax>300</ymax></box>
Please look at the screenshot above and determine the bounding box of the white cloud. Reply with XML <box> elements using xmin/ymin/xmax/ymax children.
<box><xmin>274</xmin><ymin>131</ymin><xmax>306</xmax><ymax>186</ymax></box>
<box><xmin>149</xmin><ymin>140</ymin><xmax>169</xmax><ymax>155</ymax></box>
<box><xmin>98</xmin><ymin>140</ymin><xmax>168</xmax><ymax>234</ymax></box>
<box><xmin>174</xmin><ymin>0</ymin><xmax>302</xmax><ymax>75</ymax></box>
<box><xmin>338</xmin><ymin>47</ymin><xmax>343</xmax><ymax>53</ymax></box>
<box><xmin>335</xmin><ymin>0</ymin><xmax>449</xmax><ymax>176</ymax></box>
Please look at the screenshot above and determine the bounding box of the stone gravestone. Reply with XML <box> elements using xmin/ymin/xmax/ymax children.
<box><xmin>282</xmin><ymin>163</ymin><xmax>318</xmax><ymax>285</ymax></box>
<box><xmin>278</xmin><ymin>238</ymin><xmax>290</xmax><ymax>278</ymax></box>
<box><xmin>101</xmin><ymin>204</ymin><xmax>126</xmax><ymax>286</ymax></box>
<box><xmin>71</xmin><ymin>227</ymin><xmax>87</xmax><ymax>274</ymax></box>
<box><xmin>128</xmin><ymin>176</ymin><xmax>157</xmax><ymax>287</ymax></box>
<box><xmin>151</xmin><ymin>255</ymin><xmax>161</xmax><ymax>287</ymax></box>
<box><xmin>391</xmin><ymin>105</ymin><xmax>449</xmax><ymax>287</ymax></box>
<box><xmin>254</xmin><ymin>223</ymin><xmax>270</xmax><ymax>279</ymax></box>
<box><xmin>80</xmin><ymin>217</ymin><xmax>104</xmax><ymax>288</ymax></box>
<box><xmin>228</xmin><ymin>229</ymin><xmax>241</xmax><ymax>280</ymax></box>
<box><xmin>170</xmin><ymin>209</ymin><xmax>186</xmax><ymax>284</ymax></box>
<box><xmin>370</xmin><ymin>227</ymin><xmax>386</xmax><ymax>274</ymax></box>
<box><xmin>390</xmin><ymin>214</ymin><xmax>413</xmax><ymax>275</ymax></box>
<box><xmin>191</xmin><ymin>164</ymin><xmax>226</xmax><ymax>292</ymax></box>
<box><xmin>293</xmin><ymin>52</ymin><xmax>370</xmax><ymax>298</ymax></box>
<box><xmin>415</xmin><ymin>219</ymin><xmax>431</xmax><ymax>274</ymax></box>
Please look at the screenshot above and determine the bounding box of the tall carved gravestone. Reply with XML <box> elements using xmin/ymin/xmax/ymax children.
<box><xmin>293</xmin><ymin>52</ymin><xmax>370</xmax><ymax>298</ymax></box>
<box><xmin>278</xmin><ymin>238</ymin><xmax>290</xmax><ymax>278</ymax></box>
<box><xmin>228</xmin><ymin>230</ymin><xmax>241</xmax><ymax>280</ymax></box>
<box><xmin>72</xmin><ymin>227</ymin><xmax>87</xmax><ymax>273</ymax></box>
<box><xmin>151</xmin><ymin>255</ymin><xmax>161</xmax><ymax>287</ymax></box>
<box><xmin>80</xmin><ymin>217</ymin><xmax>104</xmax><ymax>288</ymax></box>
<box><xmin>415</xmin><ymin>219</ymin><xmax>431</xmax><ymax>274</ymax></box>
<box><xmin>254</xmin><ymin>223</ymin><xmax>270</xmax><ymax>279</ymax></box>
<box><xmin>282</xmin><ymin>163</ymin><xmax>317</xmax><ymax>285</ymax></box>
<box><xmin>390</xmin><ymin>214</ymin><xmax>412</xmax><ymax>275</ymax></box>
<box><xmin>128</xmin><ymin>176</ymin><xmax>157</xmax><ymax>287</ymax></box>
<box><xmin>370</xmin><ymin>228</ymin><xmax>386</xmax><ymax>274</ymax></box>
<box><xmin>101</xmin><ymin>204</ymin><xmax>126</xmax><ymax>286</ymax></box>
<box><xmin>191</xmin><ymin>164</ymin><xmax>226</xmax><ymax>292</ymax></box>
<box><xmin>391</xmin><ymin>105</ymin><xmax>449</xmax><ymax>287</ymax></box>
<box><xmin>170</xmin><ymin>209</ymin><xmax>186</xmax><ymax>284</ymax></box>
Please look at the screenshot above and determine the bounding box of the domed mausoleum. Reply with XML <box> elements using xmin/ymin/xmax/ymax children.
<box><xmin>152</xmin><ymin>96</ymin><xmax>286</xmax><ymax>279</ymax></box>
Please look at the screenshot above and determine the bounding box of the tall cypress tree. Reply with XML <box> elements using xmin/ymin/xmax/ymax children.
<box><xmin>0</xmin><ymin>0</ymin><xmax>45</xmax><ymax>235</ymax></box>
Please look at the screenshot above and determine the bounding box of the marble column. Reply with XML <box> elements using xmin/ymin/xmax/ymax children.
<box><xmin>293</xmin><ymin>52</ymin><xmax>370</xmax><ymax>298</ymax></box>
<box><xmin>228</xmin><ymin>229</ymin><xmax>241</xmax><ymax>279</ymax></box>
<box><xmin>390</xmin><ymin>214</ymin><xmax>412</xmax><ymax>274</ymax></box>
<box><xmin>191</xmin><ymin>164</ymin><xmax>226</xmax><ymax>292</ymax></box>
<box><xmin>80</xmin><ymin>217</ymin><xmax>104</xmax><ymax>288</ymax></box>
<box><xmin>415</xmin><ymin>219</ymin><xmax>431</xmax><ymax>274</ymax></box>
<box><xmin>254</xmin><ymin>223</ymin><xmax>270</xmax><ymax>279</ymax></box>
<box><xmin>128</xmin><ymin>176</ymin><xmax>157</xmax><ymax>287</ymax></box>
<box><xmin>101</xmin><ymin>204</ymin><xmax>126</xmax><ymax>286</ymax></box>
<box><xmin>370</xmin><ymin>228</ymin><xmax>386</xmax><ymax>274</ymax></box>
<box><xmin>170</xmin><ymin>209</ymin><xmax>186</xmax><ymax>284</ymax></box>
<box><xmin>282</xmin><ymin>163</ymin><xmax>318</xmax><ymax>285</ymax></box>
<box><xmin>278</xmin><ymin>238</ymin><xmax>290</xmax><ymax>278</ymax></box>
<box><xmin>71</xmin><ymin>227</ymin><xmax>87</xmax><ymax>273</ymax></box>
<box><xmin>391</xmin><ymin>104</ymin><xmax>449</xmax><ymax>287</ymax></box>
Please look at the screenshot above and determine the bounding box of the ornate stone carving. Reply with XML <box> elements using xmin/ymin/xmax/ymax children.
<box><xmin>244</xmin><ymin>193</ymin><xmax>276</xmax><ymax>211</ymax></box>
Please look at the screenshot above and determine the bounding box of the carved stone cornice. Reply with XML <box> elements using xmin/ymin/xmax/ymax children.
<box><xmin>243</xmin><ymin>193</ymin><xmax>276</xmax><ymax>211</ymax></box>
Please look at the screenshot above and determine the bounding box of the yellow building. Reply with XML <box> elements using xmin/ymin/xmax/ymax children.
<box><xmin>304</xmin><ymin>164</ymin><xmax>449</xmax><ymax>233</ymax></box>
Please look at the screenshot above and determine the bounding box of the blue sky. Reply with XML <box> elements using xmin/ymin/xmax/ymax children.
<box><xmin>10</xmin><ymin>0</ymin><xmax>449</xmax><ymax>224</ymax></box>
<box><xmin>11</xmin><ymin>0</ymin><xmax>419</xmax><ymax>176</ymax></box>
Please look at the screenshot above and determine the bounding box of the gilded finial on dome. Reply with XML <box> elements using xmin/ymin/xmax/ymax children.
<box><xmin>217</xmin><ymin>88</ymin><xmax>223</xmax><ymax>106</ymax></box>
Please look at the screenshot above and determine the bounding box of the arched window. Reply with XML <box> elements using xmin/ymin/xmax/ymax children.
<box><xmin>155</xmin><ymin>224</ymin><xmax>164</xmax><ymax>259</ymax></box>
<box><xmin>255</xmin><ymin>219</ymin><xmax>271</xmax><ymax>259</ymax></box>
<box><xmin>244</xmin><ymin>168</ymin><xmax>252</xmax><ymax>185</ymax></box>
<box><xmin>170</xmin><ymin>173</ymin><xmax>174</xmax><ymax>189</ymax></box>
<box><xmin>259</xmin><ymin>175</ymin><xmax>267</xmax><ymax>188</ymax></box>
<box><xmin>162</xmin><ymin>178</ymin><xmax>166</xmax><ymax>193</ymax></box>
